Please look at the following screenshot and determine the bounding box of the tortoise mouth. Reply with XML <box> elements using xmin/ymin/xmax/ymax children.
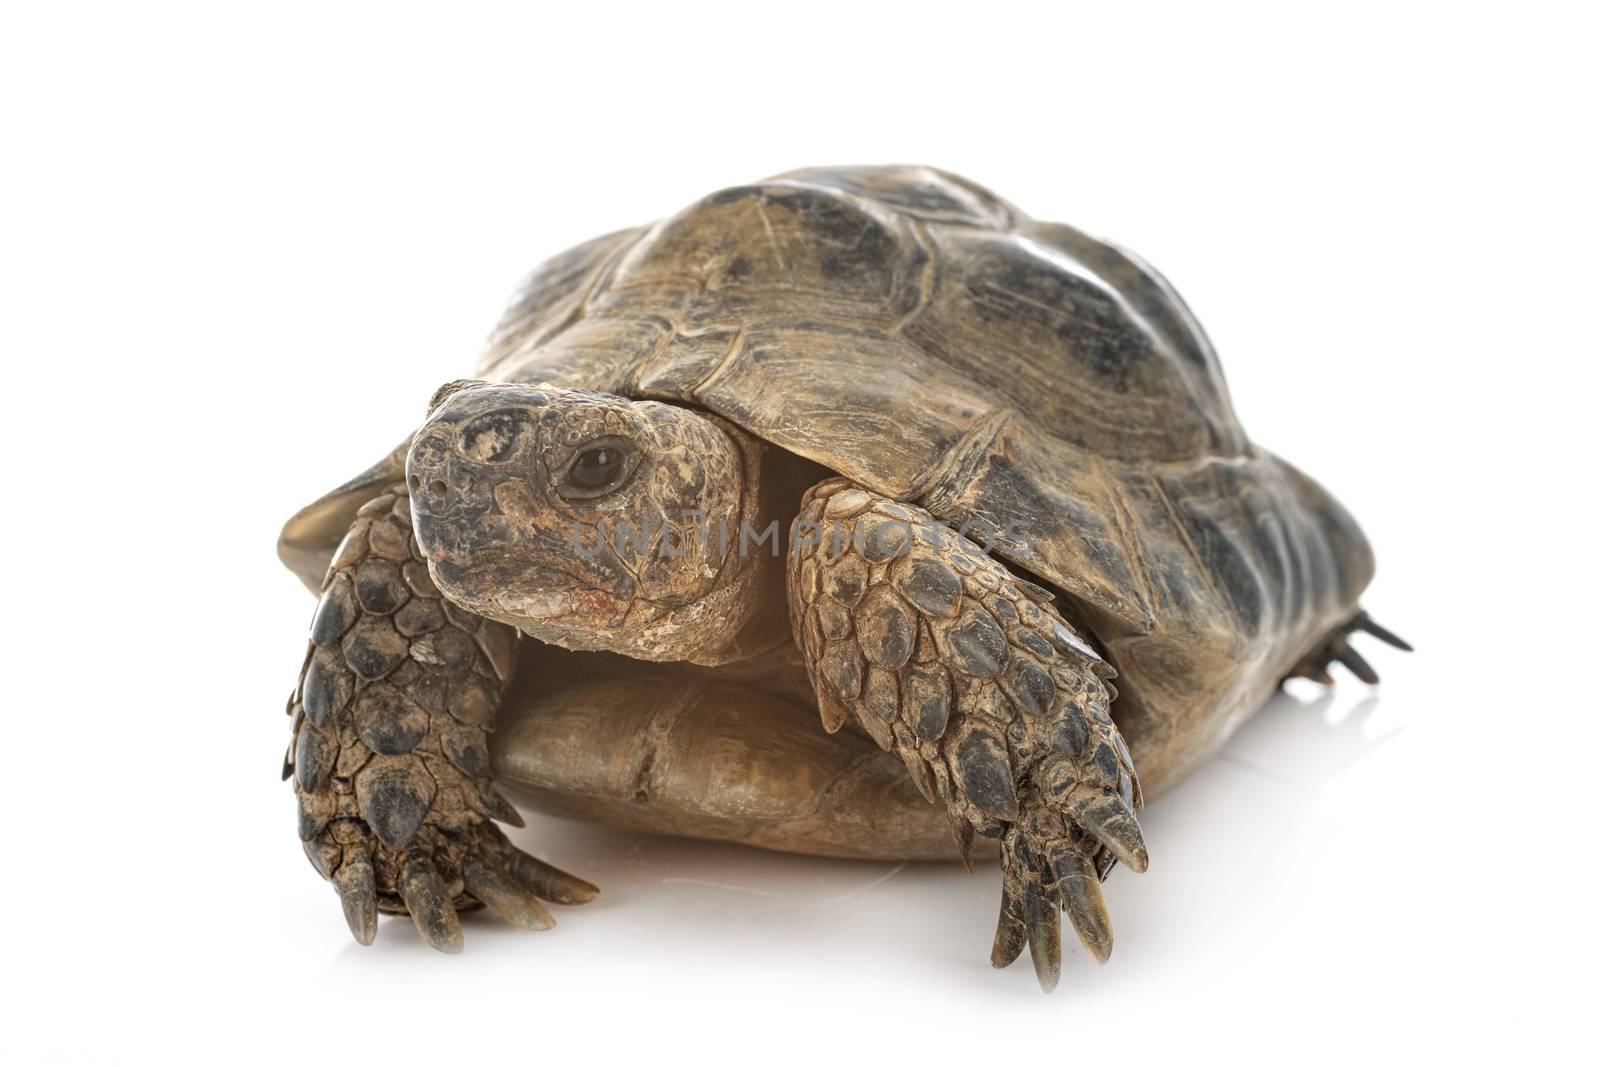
<box><xmin>492</xmin><ymin>586</ymin><xmax>632</xmax><ymax>628</ymax></box>
<box><xmin>492</xmin><ymin>589</ymin><xmax>573</xmax><ymax>620</ymax></box>
<box><xmin>429</xmin><ymin>552</ymin><xmax>634</xmax><ymax>633</ymax></box>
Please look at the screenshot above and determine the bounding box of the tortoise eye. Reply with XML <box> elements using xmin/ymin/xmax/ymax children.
<box><xmin>560</xmin><ymin>439</ymin><xmax>633</xmax><ymax>499</ymax></box>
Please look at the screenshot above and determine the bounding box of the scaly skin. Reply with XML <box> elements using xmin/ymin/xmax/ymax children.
<box><xmin>787</xmin><ymin>479</ymin><xmax>1146</xmax><ymax>990</ymax></box>
<box><xmin>285</xmin><ymin>485</ymin><xmax>596</xmax><ymax>950</ymax></box>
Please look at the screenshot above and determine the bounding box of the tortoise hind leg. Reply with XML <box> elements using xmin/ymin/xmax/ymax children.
<box><xmin>1288</xmin><ymin>610</ymin><xmax>1413</xmax><ymax>685</ymax></box>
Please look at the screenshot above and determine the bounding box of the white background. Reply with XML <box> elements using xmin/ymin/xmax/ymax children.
<box><xmin>4</xmin><ymin>2</ymin><xmax>1595</xmax><ymax>1063</ymax></box>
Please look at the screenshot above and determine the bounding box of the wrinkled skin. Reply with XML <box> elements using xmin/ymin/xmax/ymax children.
<box><xmin>407</xmin><ymin>380</ymin><xmax>785</xmax><ymax>666</ymax></box>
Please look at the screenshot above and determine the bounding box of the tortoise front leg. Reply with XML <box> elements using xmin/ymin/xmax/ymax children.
<box><xmin>786</xmin><ymin>479</ymin><xmax>1146</xmax><ymax>991</ymax></box>
<box><xmin>285</xmin><ymin>484</ymin><xmax>596</xmax><ymax>951</ymax></box>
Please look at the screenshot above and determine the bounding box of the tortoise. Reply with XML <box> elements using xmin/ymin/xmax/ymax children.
<box><xmin>279</xmin><ymin>164</ymin><xmax>1406</xmax><ymax>990</ymax></box>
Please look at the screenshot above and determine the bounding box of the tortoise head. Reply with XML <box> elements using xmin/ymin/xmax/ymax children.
<box><xmin>406</xmin><ymin>381</ymin><xmax>770</xmax><ymax>663</ymax></box>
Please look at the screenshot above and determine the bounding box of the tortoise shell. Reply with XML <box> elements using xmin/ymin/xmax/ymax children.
<box><xmin>284</xmin><ymin>165</ymin><xmax>1373</xmax><ymax>794</ymax></box>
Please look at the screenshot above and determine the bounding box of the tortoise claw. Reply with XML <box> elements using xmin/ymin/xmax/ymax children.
<box><xmin>994</xmin><ymin>748</ymin><xmax>1144</xmax><ymax>990</ymax></box>
<box><xmin>1353</xmin><ymin>611</ymin><xmax>1413</xmax><ymax>652</ymax></box>
<box><xmin>1053</xmin><ymin>852</ymin><xmax>1113</xmax><ymax>964</ymax></box>
<box><xmin>309</xmin><ymin>821</ymin><xmax>598</xmax><ymax>950</ymax></box>
<box><xmin>1022</xmin><ymin>882</ymin><xmax>1062</xmax><ymax>993</ymax></box>
<box><xmin>1290</xmin><ymin>609</ymin><xmax>1410</xmax><ymax>687</ymax></box>
<box><xmin>334</xmin><ymin>846</ymin><xmax>378</xmax><ymax>946</ymax></box>
<box><xmin>1334</xmin><ymin>641</ymin><xmax>1380</xmax><ymax>684</ymax></box>
<box><xmin>991</xmin><ymin>883</ymin><xmax>1028</xmax><ymax>969</ymax></box>
<box><xmin>462</xmin><ymin>853</ymin><xmax>555</xmax><ymax>931</ymax></box>
<box><xmin>505</xmin><ymin>850</ymin><xmax>600</xmax><ymax>905</ymax></box>
<box><xmin>480</xmin><ymin>787</ymin><xmax>526</xmax><ymax>828</ymax></box>
<box><xmin>399</xmin><ymin>851</ymin><xmax>463</xmax><ymax>954</ymax></box>
<box><xmin>949</xmin><ymin>815</ymin><xmax>977</xmax><ymax>873</ymax></box>
<box><xmin>1072</xmin><ymin>793</ymin><xmax>1149</xmax><ymax>873</ymax></box>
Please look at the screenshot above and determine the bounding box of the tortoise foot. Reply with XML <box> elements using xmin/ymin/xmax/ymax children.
<box><xmin>305</xmin><ymin>818</ymin><xmax>597</xmax><ymax>952</ymax></box>
<box><xmin>1288</xmin><ymin>610</ymin><xmax>1412</xmax><ymax>686</ymax></box>
<box><xmin>988</xmin><ymin>746</ymin><xmax>1147</xmax><ymax>989</ymax></box>
<box><xmin>991</xmin><ymin>769</ymin><xmax>1143</xmax><ymax>990</ymax></box>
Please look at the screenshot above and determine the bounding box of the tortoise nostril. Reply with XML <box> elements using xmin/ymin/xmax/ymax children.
<box><xmin>408</xmin><ymin>474</ymin><xmax>422</xmax><ymax>492</ymax></box>
<box><xmin>429</xmin><ymin>479</ymin><xmax>448</xmax><ymax>498</ymax></box>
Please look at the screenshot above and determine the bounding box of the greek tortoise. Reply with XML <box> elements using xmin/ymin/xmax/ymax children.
<box><xmin>279</xmin><ymin>165</ymin><xmax>1406</xmax><ymax>990</ymax></box>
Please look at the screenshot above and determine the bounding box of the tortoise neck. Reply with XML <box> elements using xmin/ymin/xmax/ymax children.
<box><xmin>673</xmin><ymin>418</ymin><xmax>791</xmax><ymax>666</ymax></box>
